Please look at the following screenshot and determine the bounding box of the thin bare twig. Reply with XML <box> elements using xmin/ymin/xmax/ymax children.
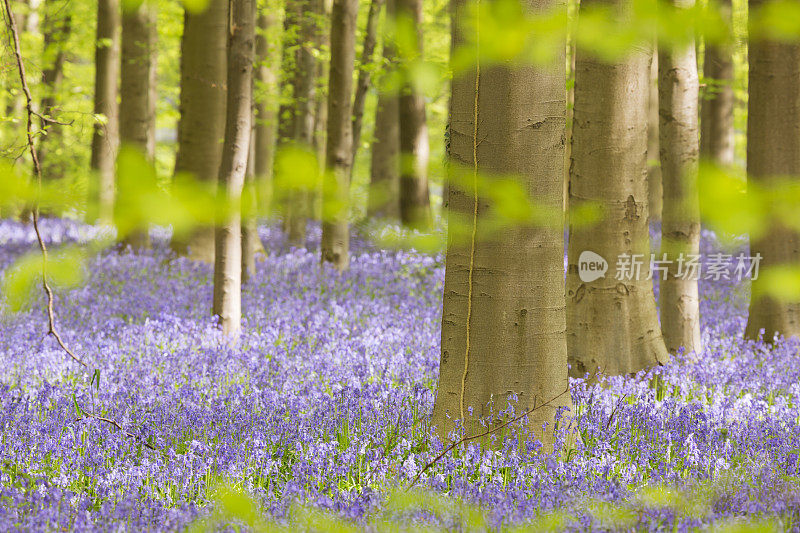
<box><xmin>406</xmin><ymin>384</ymin><xmax>574</xmax><ymax>491</ymax></box>
<box><xmin>75</xmin><ymin>414</ymin><xmax>158</xmax><ymax>451</ymax></box>
<box><xmin>3</xmin><ymin>0</ymin><xmax>160</xmax><ymax>452</ymax></box>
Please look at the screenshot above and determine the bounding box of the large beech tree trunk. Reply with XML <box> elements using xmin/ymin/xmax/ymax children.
<box><xmin>397</xmin><ymin>0</ymin><xmax>431</xmax><ymax>228</ymax></box>
<box><xmin>567</xmin><ymin>0</ymin><xmax>668</xmax><ymax>377</ymax></box>
<box><xmin>171</xmin><ymin>0</ymin><xmax>228</xmax><ymax>262</ymax></box>
<box><xmin>119</xmin><ymin>0</ymin><xmax>156</xmax><ymax>249</ymax></box>
<box><xmin>213</xmin><ymin>0</ymin><xmax>255</xmax><ymax>336</ymax></box>
<box><xmin>90</xmin><ymin>0</ymin><xmax>120</xmax><ymax>224</ymax></box>
<box><xmin>745</xmin><ymin>0</ymin><xmax>800</xmax><ymax>341</ymax></box>
<box><xmin>320</xmin><ymin>0</ymin><xmax>357</xmax><ymax>271</ymax></box>
<box><xmin>432</xmin><ymin>0</ymin><xmax>571</xmax><ymax>451</ymax></box>
<box><xmin>700</xmin><ymin>0</ymin><xmax>734</xmax><ymax>166</ymax></box>
<box><xmin>368</xmin><ymin>0</ymin><xmax>400</xmax><ymax>220</ymax></box>
<box><xmin>647</xmin><ymin>50</ymin><xmax>662</xmax><ymax>223</ymax></box>
<box><xmin>658</xmin><ymin>0</ymin><xmax>702</xmax><ymax>355</ymax></box>
<box><xmin>351</xmin><ymin>0</ymin><xmax>384</xmax><ymax>165</ymax></box>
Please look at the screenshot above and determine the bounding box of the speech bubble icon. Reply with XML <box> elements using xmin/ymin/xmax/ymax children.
<box><xmin>578</xmin><ymin>250</ymin><xmax>608</xmax><ymax>283</ymax></box>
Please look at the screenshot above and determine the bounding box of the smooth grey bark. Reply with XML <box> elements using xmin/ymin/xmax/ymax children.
<box><xmin>432</xmin><ymin>0</ymin><xmax>571</xmax><ymax>451</ymax></box>
<box><xmin>658</xmin><ymin>0</ymin><xmax>702</xmax><ymax>355</ymax></box>
<box><xmin>700</xmin><ymin>0</ymin><xmax>734</xmax><ymax>166</ymax></box>
<box><xmin>320</xmin><ymin>0</ymin><xmax>357</xmax><ymax>271</ymax></box>
<box><xmin>397</xmin><ymin>0</ymin><xmax>430</xmax><ymax>228</ymax></box>
<box><xmin>171</xmin><ymin>0</ymin><xmax>228</xmax><ymax>262</ymax></box>
<box><xmin>118</xmin><ymin>0</ymin><xmax>156</xmax><ymax>249</ymax></box>
<box><xmin>254</xmin><ymin>8</ymin><xmax>280</xmax><ymax>211</ymax></box>
<box><xmin>745</xmin><ymin>0</ymin><xmax>800</xmax><ymax>341</ymax></box>
<box><xmin>90</xmin><ymin>0</ymin><xmax>120</xmax><ymax>224</ymax></box>
<box><xmin>213</xmin><ymin>0</ymin><xmax>255</xmax><ymax>336</ymax></box>
<box><xmin>351</xmin><ymin>0</ymin><xmax>384</xmax><ymax>166</ymax></box>
<box><xmin>647</xmin><ymin>50</ymin><xmax>662</xmax><ymax>222</ymax></box>
<box><xmin>567</xmin><ymin>0</ymin><xmax>669</xmax><ymax>377</ymax></box>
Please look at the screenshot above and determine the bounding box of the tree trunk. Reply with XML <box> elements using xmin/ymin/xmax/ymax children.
<box><xmin>90</xmin><ymin>0</ymin><xmax>120</xmax><ymax>225</ymax></box>
<box><xmin>658</xmin><ymin>0</ymin><xmax>702</xmax><ymax>355</ymax></box>
<box><xmin>432</xmin><ymin>0</ymin><xmax>571</xmax><ymax>451</ymax></box>
<box><xmin>313</xmin><ymin>0</ymin><xmax>332</xmax><ymax>217</ymax></box>
<box><xmin>700</xmin><ymin>0</ymin><xmax>734</xmax><ymax>166</ymax></box>
<box><xmin>320</xmin><ymin>0</ymin><xmax>357</xmax><ymax>270</ymax></box>
<box><xmin>242</xmin><ymin>125</ymin><xmax>262</xmax><ymax>283</ymax></box>
<box><xmin>254</xmin><ymin>8</ymin><xmax>280</xmax><ymax>211</ymax></box>
<box><xmin>119</xmin><ymin>0</ymin><xmax>157</xmax><ymax>249</ymax></box>
<box><xmin>170</xmin><ymin>0</ymin><xmax>227</xmax><ymax>262</ymax></box>
<box><xmin>567</xmin><ymin>0</ymin><xmax>669</xmax><ymax>377</ymax></box>
<box><xmin>647</xmin><ymin>50</ymin><xmax>662</xmax><ymax>223</ymax></box>
<box><xmin>351</xmin><ymin>0</ymin><xmax>384</xmax><ymax>166</ymax></box>
<box><xmin>745</xmin><ymin>0</ymin><xmax>800</xmax><ymax>341</ymax></box>
<box><xmin>213</xmin><ymin>0</ymin><xmax>255</xmax><ymax>336</ymax></box>
<box><xmin>37</xmin><ymin>0</ymin><xmax>71</xmax><ymax>182</ymax></box>
<box><xmin>397</xmin><ymin>0</ymin><xmax>431</xmax><ymax>228</ymax></box>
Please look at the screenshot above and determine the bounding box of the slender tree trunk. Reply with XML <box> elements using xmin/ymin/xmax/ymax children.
<box><xmin>213</xmin><ymin>0</ymin><xmax>255</xmax><ymax>336</ymax></box>
<box><xmin>254</xmin><ymin>8</ymin><xmax>280</xmax><ymax>211</ymax></box>
<box><xmin>170</xmin><ymin>0</ymin><xmax>227</xmax><ymax>262</ymax></box>
<box><xmin>276</xmin><ymin>0</ymin><xmax>299</xmax><ymax>148</ymax></box>
<box><xmin>700</xmin><ymin>0</ymin><xmax>734</xmax><ymax>166</ymax></box>
<box><xmin>397</xmin><ymin>0</ymin><xmax>430</xmax><ymax>228</ymax></box>
<box><xmin>351</xmin><ymin>0</ymin><xmax>384</xmax><ymax>166</ymax></box>
<box><xmin>567</xmin><ymin>0</ymin><xmax>669</xmax><ymax>377</ymax></box>
<box><xmin>242</xmin><ymin>124</ymin><xmax>261</xmax><ymax>282</ymax></box>
<box><xmin>119</xmin><ymin>0</ymin><xmax>156</xmax><ymax>249</ymax></box>
<box><xmin>432</xmin><ymin>0</ymin><xmax>571</xmax><ymax>451</ymax></box>
<box><xmin>647</xmin><ymin>50</ymin><xmax>662</xmax><ymax>223</ymax></box>
<box><xmin>745</xmin><ymin>0</ymin><xmax>800</xmax><ymax>341</ymax></box>
<box><xmin>368</xmin><ymin>0</ymin><xmax>399</xmax><ymax>220</ymax></box>
<box><xmin>38</xmin><ymin>0</ymin><xmax>71</xmax><ymax>181</ymax></box>
<box><xmin>320</xmin><ymin>0</ymin><xmax>357</xmax><ymax>270</ymax></box>
<box><xmin>90</xmin><ymin>0</ymin><xmax>120</xmax><ymax>225</ymax></box>
<box><xmin>658</xmin><ymin>0</ymin><xmax>702</xmax><ymax>355</ymax></box>
<box><xmin>313</xmin><ymin>0</ymin><xmax>332</xmax><ymax>218</ymax></box>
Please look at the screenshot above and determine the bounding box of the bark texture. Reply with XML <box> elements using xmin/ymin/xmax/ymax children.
<box><xmin>567</xmin><ymin>1</ymin><xmax>669</xmax><ymax>377</ymax></box>
<box><xmin>397</xmin><ymin>0</ymin><xmax>431</xmax><ymax>228</ymax></box>
<box><xmin>320</xmin><ymin>0</ymin><xmax>357</xmax><ymax>271</ymax></box>
<box><xmin>213</xmin><ymin>0</ymin><xmax>255</xmax><ymax>336</ymax></box>
<box><xmin>170</xmin><ymin>0</ymin><xmax>228</xmax><ymax>262</ymax></box>
<box><xmin>745</xmin><ymin>0</ymin><xmax>800</xmax><ymax>341</ymax></box>
<box><xmin>658</xmin><ymin>1</ymin><xmax>702</xmax><ymax>355</ymax></box>
<box><xmin>432</xmin><ymin>0</ymin><xmax>571</xmax><ymax>451</ymax></box>
<box><xmin>647</xmin><ymin>50</ymin><xmax>662</xmax><ymax>222</ymax></box>
<box><xmin>90</xmin><ymin>0</ymin><xmax>120</xmax><ymax>224</ymax></box>
<box><xmin>119</xmin><ymin>0</ymin><xmax>157</xmax><ymax>249</ymax></box>
<box><xmin>700</xmin><ymin>0</ymin><xmax>734</xmax><ymax>166</ymax></box>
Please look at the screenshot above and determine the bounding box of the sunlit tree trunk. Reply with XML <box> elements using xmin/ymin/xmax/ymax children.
<box><xmin>37</xmin><ymin>0</ymin><xmax>71</xmax><ymax>181</ymax></box>
<box><xmin>90</xmin><ymin>0</ymin><xmax>120</xmax><ymax>224</ymax></box>
<box><xmin>647</xmin><ymin>50</ymin><xmax>662</xmax><ymax>223</ymax></box>
<box><xmin>700</xmin><ymin>0</ymin><xmax>734</xmax><ymax>166</ymax></box>
<box><xmin>242</xmin><ymin>125</ymin><xmax>262</xmax><ymax>283</ymax></box>
<box><xmin>397</xmin><ymin>0</ymin><xmax>430</xmax><ymax>228</ymax></box>
<box><xmin>567</xmin><ymin>1</ymin><xmax>668</xmax><ymax>377</ymax></box>
<box><xmin>213</xmin><ymin>0</ymin><xmax>255</xmax><ymax>336</ymax></box>
<box><xmin>658</xmin><ymin>0</ymin><xmax>702</xmax><ymax>355</ymax></box>
<box><xmin>171</xmin><ymin>0</ymin><xmax>227</xmax><ymax>262</ymax></box>
<box><xmin>320</xmin><ymin>0</ymin><xmax>357</xmax><ymax>270</ymax></box>
<box><xmin>119</xmin><ymin>0</ymin><xmax>156</xmax><ymax>249</ymax></box>
<box><xmin>745</xmin><ymin>0</ymin><xmax>800</xmax><ymax>341</ymax></box>
<box><xmin>351</xmin><ymin>0</ymin><xmax>384</xmax><ymax>165</ymax></box>
<box><xmin>254</xmin><ymin>8</ymin><xmax>280</xmax><ymax>211</ymax></box>
<box><xmin>432</xmin><ymin>0</ymin><xmax>571</xmax><ymax>451</ymax></box>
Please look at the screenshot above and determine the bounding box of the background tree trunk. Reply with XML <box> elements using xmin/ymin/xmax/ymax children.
<box><xmin>90</xmin><ymin>0</ymin><xmax>120</xmax><ymax>225</ymax></box>
<box><xmin>254</xmin><ymin>8</ymin><xmax>280</xmax><ymax>212</ymax></box>
<box><xmin>351</xmin><ymin>0</ymin><xmax>384</xmax><ymax>166</ymax></box>
<box><xmin>700</xmin><ymin>0</ymin><xmax>734</xmax><ymax>166</ymax></box>
<box><xmin>567</xmin><ymin>2</ymin><xmax>669</xmax><ymax>377</ymax></box>
<box><xmin>647</xmin><ymin>50</ymin><xmax>662</xmax><ymax>223</ymax></box>
<box><xmin>397</xmin><ymin>0</ymin><xmax>431</xmax><ymax>228</ymax></box>
<box><xmin>119</xmin><ymin>0</ymin><xmax>157</xmax><ymax>249</ymax></box>
<box><xmin>213</xmin><ymin>0</ymin><xmax>255</xmax><ymax>336</ymax></box>
<box><xmin>432</xmin><ymin>0</ymin><xmax>571</xmax><ymax>451</ymax></box>
<box><xmin>745</xmin><ymin>0</ymin><xmax>800</xmax><ymax>341</ymax></box>
<box><xmin>320</xmin><ymin>0</ymin><xmax>357</xmax><ymax>270</ymax></box>
<box><xmin>170</xmin><ymin>0</ymin><xmax>227</xmax><ymax>262</ymax></box>
<box><xmin>242</xmin><ymin>125</ymin><xmax>261</xmax><ymax>283</ymax></box>
<box><xmin>658</xmin><ymin>2</ymin><xmax>702</xmax><ymax>355</ymax></box>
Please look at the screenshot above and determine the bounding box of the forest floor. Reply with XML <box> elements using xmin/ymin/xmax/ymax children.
<box><xmin>1</xmin><ymin>218</ymin><xmax>799</xmax><ymax>531</ymax></box>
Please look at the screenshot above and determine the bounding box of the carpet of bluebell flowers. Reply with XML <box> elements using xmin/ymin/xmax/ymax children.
<box><xmin>1</xmin><ymin>217</ymin><xmax>800</xmax><ymax>531</ymax></box>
